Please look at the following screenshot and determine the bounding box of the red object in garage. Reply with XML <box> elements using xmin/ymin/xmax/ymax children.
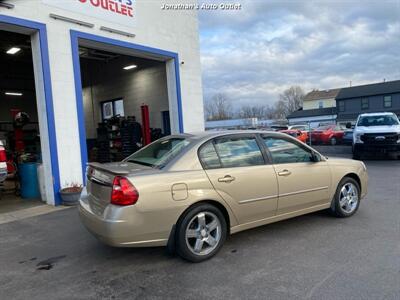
<box><xmin>141</xmin><ymin>104</ymin><xmax>151</xmax><ymax>146</ymax></box>
<box><xmin>10</xmin><ymin>109</ymin><xmax>25</xmax><ymax>152</ymax></box>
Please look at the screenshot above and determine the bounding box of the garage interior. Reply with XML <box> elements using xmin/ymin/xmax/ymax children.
<box><xmin>79</xmin><ymin>46</ymin><xmax>172</xmax><ymax>163</ymax></box>
<box><xmin>0</xmin><ymin>29</ymin><xmax>45</xmax><ymax>213</ymax></box>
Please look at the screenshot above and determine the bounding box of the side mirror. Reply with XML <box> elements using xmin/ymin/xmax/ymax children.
<box><xmin>311</xmin><ymin>152</ymin><xmax>321</xmax><ymax>162</ymax></box>
<box><xmin>346</xmin><ymin>122</ymin><xmax>352</xmax><ymax>129</ymax></box>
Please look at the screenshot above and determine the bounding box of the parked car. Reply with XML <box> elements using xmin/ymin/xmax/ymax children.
<box><xmin>288</xmin><ymin>124</ymin><xmax>311</xmax><ymax>132</ymax></box>
<box><xmin>342</xmin><ymin>130</ymin><xmax>354</xmax><ymax>145</ymax></box>
<box><xmin>0</xmin><ymin>141</ymin><xmax>7</xmax><ymax>185</ymax></box>
<box><xmin>279</xmin><ymin>129</ymin><xmax>308</xmax><ymax>143</ymax></box>
<box><xmin>79</xmin><ymin>131</ymin><xmax>368</xmax><ymax>262</ymax></box>
<box><xmin>352</xmin><ymin>112</ymin><xmax>400</xmax><ymax>159</ymax></box>
<box><xmin>311</xmin><ymin>125</ymin><xmax>345</xmax><ymax>145</ymax></box>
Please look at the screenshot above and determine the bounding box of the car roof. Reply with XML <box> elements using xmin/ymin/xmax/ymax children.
<box><xmin>359</xmin><ymin>112</ymin><xmax>396</xmax><ymax>117</ymax></box>
<box><xmin>183</xmin><ymin>130</ymin><xmax>277</xmax><ymax>139</ymax></box>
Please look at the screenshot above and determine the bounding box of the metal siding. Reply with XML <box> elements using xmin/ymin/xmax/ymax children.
<box><xmin>337</xmin><ymin>92</ymin><xmax>400</xmax><ymax>120</ymax></box>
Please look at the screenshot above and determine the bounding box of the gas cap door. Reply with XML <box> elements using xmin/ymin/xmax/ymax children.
<box><xmin>171</xmin><ymin>183</ymin><xmax>188</xmax><ymax>201</ymax></box>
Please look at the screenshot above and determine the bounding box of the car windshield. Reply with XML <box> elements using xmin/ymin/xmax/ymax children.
<box><xmin>124</xmin><ymin>137</ymin><xmax>191</xmax><ymax>168</ymax></box>
<box><xmin>357</xmin><ymin>115</ymin><xmax>399</xmax><ymax>127</ymax></box>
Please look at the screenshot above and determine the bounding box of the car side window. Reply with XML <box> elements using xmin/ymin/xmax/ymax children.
<box><xmin>262</xmin><ymin>136</ymin><xmax>313</xmax><ymax>164</ymax></box>
<box><xmin>198</xmin><ymin>141</ymin><xmax>221</xmax><ymax>169</ymax></box>
<box><xmin>213</xmin><ymin>136</ymin><xmax>265</xmax><ymax>168</ymax></box>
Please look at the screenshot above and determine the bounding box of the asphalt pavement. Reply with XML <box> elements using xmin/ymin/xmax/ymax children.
<box><xmin>0</xmin><ymin>158</ymin><xmax>399</xmax><ymax>300</ymax></box>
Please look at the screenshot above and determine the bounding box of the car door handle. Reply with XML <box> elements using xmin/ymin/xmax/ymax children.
<box><xmin>218</xmin><ymin>175</ymin><xmax>235</xmax><ymax>183</ymax></box>
<box><xmin>277</xmin><ymin>169</ymin><xmax>292</xmax><ymax>176</ymax></box>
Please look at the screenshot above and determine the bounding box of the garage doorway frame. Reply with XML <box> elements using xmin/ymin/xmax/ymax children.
<box><xmin>70</xmin><ymin>30</ymin><xmax>184</xmax><ymax>180</ymax></box>
<box><xmin>0</xmin><ymin>14</ymin><xmax>61</xmax><ymax>204</ymax></box>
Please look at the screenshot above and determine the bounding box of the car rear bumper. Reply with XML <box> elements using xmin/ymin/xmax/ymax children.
<box><xmin>78</xmin><ymin>194</ymin><xmax>169</xmax><ymax>247</ymax></box>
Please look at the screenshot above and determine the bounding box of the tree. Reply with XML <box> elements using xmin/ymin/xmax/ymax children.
<box><xmin>277</xmin><ymin>86</ymin><xmax>305</xmax><ymax>117</ymax></box>
<box><xmin>204</xmin><ymin>93</ymin><xmax>233</xmax><ymax>121</ymax></box>
<box><xmin>239</xmin><ymin>105</ymin><xmax>269</xmax><ymax>119</ymax></box>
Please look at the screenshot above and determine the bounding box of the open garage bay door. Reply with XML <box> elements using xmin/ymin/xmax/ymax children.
<box><xmin>76</xmin><ymin>37</ymin><xmax>181</xmax><ymax>164</ymax></box>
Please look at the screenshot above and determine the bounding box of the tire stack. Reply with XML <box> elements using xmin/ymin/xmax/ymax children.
<box><xmin>120</xmin><ymin>118</ymin><xmax>142</xmax><ymax>159</ymax></box>
<box><xmin>96</xmin><ymin>125</ymin><xmax>110</xmax><ymax>163</ymax></box>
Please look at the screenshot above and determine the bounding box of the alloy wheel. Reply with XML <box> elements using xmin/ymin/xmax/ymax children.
<box><xmin>339</xmin><ymin>182</ymin><xmax>359</xmax><ymax>213</ymax></box>
<box><xmin>185</xmin><ymin>211</ymin><xmax>222</xmax><ymax>256</ymax></box>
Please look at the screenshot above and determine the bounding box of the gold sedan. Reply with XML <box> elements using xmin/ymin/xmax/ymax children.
<box><xmin>79</xmin><ymin>131</ymin><xmax>368</xmax><ymax>262</ymax></box>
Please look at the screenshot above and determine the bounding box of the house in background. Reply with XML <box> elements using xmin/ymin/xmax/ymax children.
<box><xmin>336</xmin><ymin>80</ymin><xmax>400</xmax><ymax>124</ymax></box>
<box><xmin>287</xmin><ymin>88</ymin><xmax>340</xmax><ymax>127</ymax></box>
<box><xmin>303</xmin><ymin>88</ymin><xmax>340</xmax><ymax>109</ymax></box>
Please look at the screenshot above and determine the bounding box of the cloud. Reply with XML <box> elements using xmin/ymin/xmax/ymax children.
<box><xmin>199</xmin><ymin>0</ymin><xmax>400</xmax><ymax>108</ymax></box>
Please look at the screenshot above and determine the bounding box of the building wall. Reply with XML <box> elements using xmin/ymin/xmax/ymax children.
<box><xmin>303</xmin><ymin>98</ymin><xmax>336</xmax><ymax>110</ymax></box>
<box><xmin>287</xmin><ymin>115</ymin><xmax>337</xmax><ymax>128</ymax></box>
<box><xmin>337</xmin><ymin>93</ymin><xmax>400</xmax><ymax>120</ymax></box>
<box><xmin>1</xmin><ymin>0</ymin><xmax>204</xmax><ymax>188</ymax></box>
<box><xmin>81</xmin><ymin>58</ymin><xmax>169</xmax><ymax>139</ymax></box>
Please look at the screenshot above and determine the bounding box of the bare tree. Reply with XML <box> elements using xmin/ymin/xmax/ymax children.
<box><xmin>264</xmin><ymin>104</ymin><xmax>278</xmax><ymax>119</ymax></box>
<box><xmin>272</xmin><ymin>100</ymin><xmax>288</xmax><ymax>119</ymax></box>
<box><xmin>239</xmin><ymin>105</ymin><xmax>269</xmax><ymax>119</ymax></box>
<box><xmin>277</xmin><ymin>86</ymin><xmax>305</xmax><ymax>116</ymax></box>
<box><xmin>204</xmin><ymin>99</ymin><xmax>215</xmax><ymax>121</ymax></box>
<box><xmin>204</xmin><ymin>93</ymin><xmax>233</xmax><ymax>121</ymax></box>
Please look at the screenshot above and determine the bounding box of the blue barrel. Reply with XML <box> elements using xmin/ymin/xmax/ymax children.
<box><xmin>19</xmin><ymin>163</ymin><xmax>40</xmax><ymax>199</ymax></box>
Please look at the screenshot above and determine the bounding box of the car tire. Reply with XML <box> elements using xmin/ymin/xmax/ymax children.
<box><xmin>330</xmin><ymin>137</ymin><xmax>337</xmax><ymax>145</ymax></box>
<box><xmin>176</xmin><ymin>203</ymin><xmax>227</xmax><ymax>263</ymax></box>
<box><xmin>330</xmin><ymin>177</ymin><xmax>361</xmax><ymax>218</ymax></box>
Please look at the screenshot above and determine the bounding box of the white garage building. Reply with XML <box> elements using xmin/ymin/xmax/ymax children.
<box><xmin>0</xmin><ymin>0</ymin><xmax>204</xmax><ymax>205</ymax></box>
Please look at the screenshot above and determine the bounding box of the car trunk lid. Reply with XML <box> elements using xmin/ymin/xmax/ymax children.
<box><xmin>85</xmin><ymin>162</ymin><xmax>154</xmax><ymax>216</ymax></box>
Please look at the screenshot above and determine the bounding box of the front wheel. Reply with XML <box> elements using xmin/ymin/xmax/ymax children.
<box><xmin>330</xmin><ymin>177</ymin><xmax>360</xmax><ymax>218</ymax></box>
<box><xmin>330</xmin><ymin>137</ymin><xmax>337</xmax><ymax>145</ymax></box>
<box><xmin>176</xmin><ymin>204</ymin><xmax>227</xmax><ymax>262</ymax></box>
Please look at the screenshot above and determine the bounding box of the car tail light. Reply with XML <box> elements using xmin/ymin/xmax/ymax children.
<box><xmin>0</xmin><ymin>148</ymin><xmax>6</xmax><ymax>162</ymax></box>
<box><xmin>111</xmin><ymin>176</ymin><xmax>139</xmax><ymax>206</ymax></box>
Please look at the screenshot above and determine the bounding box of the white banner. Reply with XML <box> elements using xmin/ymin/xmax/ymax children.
<box><xmin>42</xmin><ymin>0</ymin><xmax>136</xmax><ymax>27</ymax></box>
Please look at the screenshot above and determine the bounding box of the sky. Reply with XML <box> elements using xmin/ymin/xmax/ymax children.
<box><xmin>198</xmin><ymin>0</ymin><xmax>400</xmax><ymax>107</ymax></box>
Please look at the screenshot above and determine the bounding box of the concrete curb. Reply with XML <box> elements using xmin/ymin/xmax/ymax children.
<box><xmin>0</xmin><ymin>205</ymin><xmax>72</xmax><ymax>225</ymax></box>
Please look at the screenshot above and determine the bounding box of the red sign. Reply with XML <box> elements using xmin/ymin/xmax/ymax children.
<box><xmin>78</xmin><ymin>0</ymin><xmax>134</xmax><ymax>18</ymax></box>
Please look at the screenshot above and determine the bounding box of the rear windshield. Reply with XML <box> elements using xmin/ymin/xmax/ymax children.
<box><xmin>124</xmin><ymin>137</ymin><xmax>191</xmax><ymax>168</ymax></box>
<box><xmin>357</xmin><ymin>115</ymin><xmax>399</xmax><ymax>127</ymax></box>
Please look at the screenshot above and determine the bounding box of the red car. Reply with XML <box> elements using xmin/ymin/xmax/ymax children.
<box><xmin>279</xmin><ymin>129</ymin><xmax>309</xmax><ymax>143</ymax></box>
<box><xmin>311</xmin><ymin>125</ymin><xmax>345</xmax><ymax>145</ymax></box>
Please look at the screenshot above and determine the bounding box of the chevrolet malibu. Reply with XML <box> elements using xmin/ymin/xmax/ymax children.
<box><xmin>79</xmin><ymin>131</ymin><xmax>368</xmax><ymax>262</ymax></box>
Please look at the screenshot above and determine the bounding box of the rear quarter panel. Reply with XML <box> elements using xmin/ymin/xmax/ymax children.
<box><xmin>126</xmin><ymin>169</ymin><xmax>239</xmax><ymax>239</ymax></box>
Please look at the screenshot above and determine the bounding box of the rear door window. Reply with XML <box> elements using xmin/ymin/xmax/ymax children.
<box><xmin>213</xmin><ymin>136</ymin><xmax>265</xmax><ymax>168</ymax></box>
